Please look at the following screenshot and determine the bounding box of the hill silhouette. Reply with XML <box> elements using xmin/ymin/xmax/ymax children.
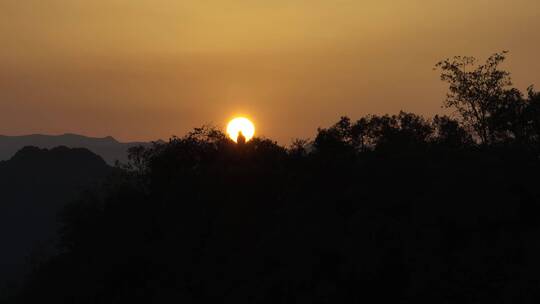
<box><xmin>4</xmin><ymin>52</ymin><xmax>540</xmax><ymax>303</ymax></box>
<box><xmin>15</xmin><ymin>125</ymin><xmax>540</xmax><ymax>302</ymax></box>
<box><xmin>0</xmin><ymin>134</ymin><xmax>153</xmax><ymax>165</ymax></box>
<box><xmin>0</xmin><ymin>146</ymin><xmax>113</xmax><ymax>292</ymax></box>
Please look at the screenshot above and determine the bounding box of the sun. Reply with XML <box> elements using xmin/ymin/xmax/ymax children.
<box><xmin>227</xmin><ymin>117</ymin><xmax>255</xmax><ymax>143</ymax></box>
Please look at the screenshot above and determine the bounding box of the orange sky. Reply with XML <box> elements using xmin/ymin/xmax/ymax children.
<box><xmin>1</xmin><ymin>0</ymin><xmax>539</xmax><ymax>143</ymax></box>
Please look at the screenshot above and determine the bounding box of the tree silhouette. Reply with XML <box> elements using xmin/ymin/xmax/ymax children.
<box><xmin>432</xmin><ymin>115</ymin><xmax>473</xmax><ymax>148</ymax></box>
<box><xmin>8</xmin><ymin>52</ymin><xmax>540</xmax><ymax>303</ymax></box>
<box><xmin>436</xmin><ymin>51</ymin><xmax>514</xmax><ymax>144</ymax></box>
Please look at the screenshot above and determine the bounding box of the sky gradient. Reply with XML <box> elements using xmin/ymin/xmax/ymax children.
<box><xmin>1</xmin><ymin>0</ymin><xmax>539</xmax><ymax>143</ymax></box>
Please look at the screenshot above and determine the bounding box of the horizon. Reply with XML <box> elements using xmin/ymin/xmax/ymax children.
<box><xmin>0</xmin><ymin>132</ymin><xmax>145</xmax><ymax>143</ymax></box>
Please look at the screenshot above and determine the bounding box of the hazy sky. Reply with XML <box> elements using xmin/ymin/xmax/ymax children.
<box><xmin>1</xmin><ymin>0</ymin><xmax>539</xmax><ymax>143</ymax></box>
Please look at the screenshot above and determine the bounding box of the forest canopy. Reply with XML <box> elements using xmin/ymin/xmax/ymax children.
<box><xmin>8</xmin><ymin>53</ymin><xmax>540</xmax><ymax>304</ymax></box>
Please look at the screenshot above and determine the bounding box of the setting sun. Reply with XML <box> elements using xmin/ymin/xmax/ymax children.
<box><xmin>227</xmin><ymin>117</ymin><xmax>255</xmax><ymax>143</ymax></box>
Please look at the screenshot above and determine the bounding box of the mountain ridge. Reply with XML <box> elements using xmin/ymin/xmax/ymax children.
<box><xmin>0</xmin><ymin>146</ymin><xmax>113</xmax><ymax>284</ymax></box>
<box><xmin>0</xmin><ymin>134</ymin><xmax>156</xmax><ymax>165</ymax></box>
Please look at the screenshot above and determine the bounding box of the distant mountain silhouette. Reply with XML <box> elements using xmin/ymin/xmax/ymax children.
<box><xmin>0</xmin><ymin>146</ymin><xmax>113</xmax><ymax>286</ymax></box>
<box><xmin>0</xmin><ymin>134</ymin><xmax>153</xmax><ymax>165</ymax></box>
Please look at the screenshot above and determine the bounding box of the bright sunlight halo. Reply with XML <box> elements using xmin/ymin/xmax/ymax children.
<box><xmin>227</xmin><ymin>117</ymin><xmax>255</xmax><ymax>143</ymax></box>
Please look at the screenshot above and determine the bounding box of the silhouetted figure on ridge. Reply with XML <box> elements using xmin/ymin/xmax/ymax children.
<box><xmin>237</xmin><ymin>131</ymin><xmax>246</xmax><ymax>145</ymax></box>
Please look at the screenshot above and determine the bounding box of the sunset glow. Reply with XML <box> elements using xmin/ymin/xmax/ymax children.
<box><xmin>227</xmin><ymin>117</ymin><xmax>255</xmax><ymax>142</ymax></box>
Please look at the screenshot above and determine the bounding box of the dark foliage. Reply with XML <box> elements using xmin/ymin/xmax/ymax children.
<box><xmin>8</xmin><ymin>53</ymin><xmax>540</xmax><ymax>303</ymax></box>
